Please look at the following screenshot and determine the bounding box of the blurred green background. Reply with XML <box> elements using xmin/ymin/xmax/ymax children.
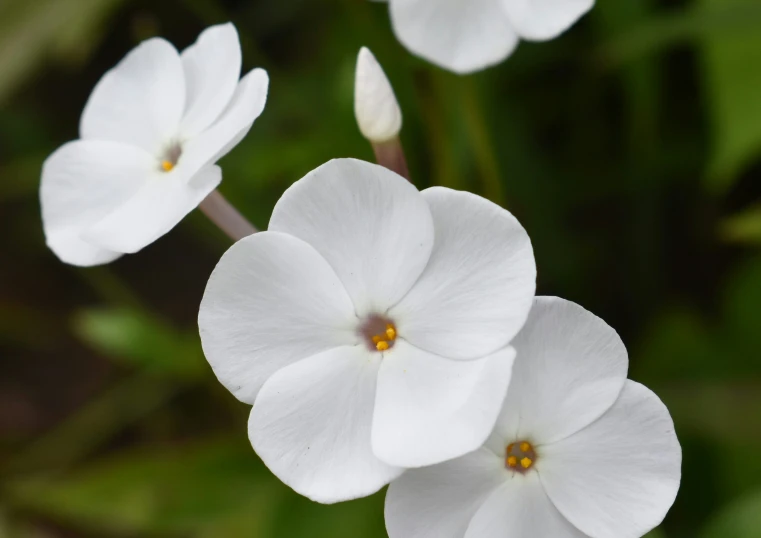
<box><xmin>1</xmin><ymin>0</ymin><xmax>761</xmax><ymax>536</ymax></box>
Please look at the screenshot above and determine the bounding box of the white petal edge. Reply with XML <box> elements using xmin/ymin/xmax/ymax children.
<box><xmin>269</xmin><ymin>158</ymin><xmax>435</xmax><ymax>317</ymax></box>
<box><xmin>373</xmin><ymin>340</ymin><xmax>515</xmax><ymax>468</ymax></box>
<box><xmin>389</xmin><ymin>0</ymin><xmax>520</xmax><ymax>74</ymax></box>
<box><xmin>539</xmin><ymin>381</ymin><xmax>682</xmax><ymax>538</ymax></box>
<box><xmin>82</xmin><ymin>165</ymin><xmax>222</xmax><ymax>254</ymax></box>
<box><xmin>390</xmin><ymin>187</ymin><xmax>536</xmax><ymax>360</ymax></box>
<box><xmin>79</xmin><ymin>38</ymin><xmax>185</xmax><ymax>155</ymax></box>
<box><xmin>179</xmin><ymin>23</ymin><xmax>242</xmax><ymax>138</ymax></box>
<box><xmin>464</xmin><ymin>471</ymin><xmax>589</xmax><ymax>538</ymax></box>
<box><xmin>385</xmin><ymin>448</ymin><xmax>506</xmax><ymax>538</ymax></box>
<box><xmin>355</xmin><ymin>47</ymin><xmax>402</xmax><ymax>142</ymax></box>
<box><xmin>249</xmin><ymin>345</ymin><xmax>403</xmax><ymax>504</ymax></box>
<box><xmin>198</xmin><ymin>231</ymin><xmax>359</xmax><ymax>404</ymax></box>
<box><xmin>40</xmin><ymin>140</ymin><xmax>155</xmax><ymax>266</ymax></box>
<box><xmin>90</xmin><ymin>67</ymin><xmax>269</xmax><ymax>249</ymax></box>
<box><xmin>488</xmin><ymin>296</ymin><xmax>628</xmax><ymax>449</ymax></box>
<box><xmin>502</xmin><ymin>0</ymin><xmax>594</xmax><ymax>41</ymax></box>
<box><xmin>178</xmin><ymin>68</ymin><xmax>269</xmax><ymax>173</ymax></box>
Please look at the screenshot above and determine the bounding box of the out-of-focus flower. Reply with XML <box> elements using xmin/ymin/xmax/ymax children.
<box><xmin>41</xmin><ymin>23</ymin><xmax>268</xmax><ymax>266</ymax></box>
<box><xmin>379</xmin><ymin>0</ymin><xmax>594</xmax><ymax>74</ymax></box>
<box><xmin>198</xmin><ymin>158</ymin><xmax>536</xmax><ymax>503</ymax></box>
<box><xmin>355</xmin><ymin>47</ymin><xmax>402</xmax><ymax>143</ymax></box>
<box><xmin>385</xmin><ymin>296</ymin><xmax>681</xmax><ymax>538</ymax></box>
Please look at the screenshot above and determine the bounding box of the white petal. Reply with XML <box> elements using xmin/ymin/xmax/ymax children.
<box><xmin>42</xmin><ymin>232</ymin><xmax>122</xmax><ymax>267</ymax></box>
<box><xmin>489</xmin><ymin>296</ymin><xmax>628</xmax><ymax>447</ymax></box>
<box><xmin>249</xmin><ymin>345</ymin><xmax>403</xmax><ymax>504</ymax></box>
<box><xmin>390</xmin><ymin>187</ymin><xmax>535</xmax><ymax>360</ymax></box>
<box><xmin>389</xmin><ymin>0</ymin><xmax>519</xmax><ymax>74</ymax></box>
<box><xmin>40</xmin><ymin>140</ymin><xmax>154</xmax><ymax>266</ymax></box>
<box><xmin>539</xmin><ymin>381</ymin><xmax>682</xmax><ymax>538</ymax></box>
<box><xmin>385</xmin><ymin>448</ymin><xmax>506</xmax><ymax>538</ymax></box>
<box><xmin>180</xmin><ymin>23</ymin><xmax>242</xmax><ymax>138</ymax></box>
<box><xmin>464</xmin><ymin>472</ymin><xmax>589</xmax><ymax>538</ymax></box>
<box><xmin>198</xmin><ymin>231</ymin><xmax>359</xmax><ymax>404</ymax></box>
<box><xmin>82</xmin><ymin>165</ymin><xmax>222</xmax><ymax>254</ymax></box>
<box><xmin>179</xmin><ymin>68</ymin><xmax>269</xmax><ymax>172</ymax></box>
<box><xmin>355</xmin><ymin>47</ymin><xmax>402</xmax><ymax>142</ymax></box>
<box><xmin>269</xmin><ymin>158</ymin><xmax>434</xmax><ymax>317</ymax></box>
<box><xmin>80</xmin><ymin>38</ymin><xmax>185</xmax><ymax>154</ymax></box>
<box><xmin>502</xmin><ymin>0</ymin><xmax>594</xmax><ymax>41</ymax></box>
<box><xmin>373</xmin><ymin>340</ymin><xmax>515</xmax><ymax>468</ymax></box>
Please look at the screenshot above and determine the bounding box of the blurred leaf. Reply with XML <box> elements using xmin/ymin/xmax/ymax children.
<box><xmin>636</xmin><ymin>254</ymin><xmax>761</xmax><ymax>383</ymax></box>
<box><xmin>73</xmin><ymin>308</ymin><xmax>205</xmax><ymax>378</ymax></box>
<box><xmin>0</xmin><ymin>302</ymin><xmax>61</xmax><ymax>350</ymax></box>
<box><xmin>700</xmin><ymin>0</ymin><xmax>761</xmax><ymax>192</ymax></box>
<box><xmin>594</xmin><ymin>0</ymin><xmax>660</xmax><ymax>153</ymax></box>
<box><xmin>4</xmin><ymin>439</ymin><xmax>279</xmax><ymax>536</ymax></box>
<box><xmin>702</xmin><ymin>490</ymin><xmax>761</xmax><ymax>538</ymax></box>
<box><xmin>633</xmin><ymin>306</ymin><xmax>719</xmax><ymax>382</ymax></box>
<box><xmin>644</xmin><ymin>529</ymin><xmax>667</xmax><ymax>538</ymax></box>
<box><xmin>0</xmin><ymin>154</ymin><xmax>46</xmax><ymax>203</ymax></box>
<box><xmin>0</xmin><ymin>506</ymin><xmax>7</xmax><ymax>538</ymax></box>
<box><xmin>0</xmin><ymin>507</ymin><xmax>51</xmax><ymax>538</ymax></box>
<box><xmin>721</xmin><ymin>205</ymin><xmax>761</xmax><ymax>244</ymax></box>
<box><xmin>270</xmin><ymin>491</ymin><xmax>387</xmax><ymax>538</ymax></box>
<box><xmin>659</xmin><ymin>382</ymin><xmax>761</xmax><ymax>443</ymax></box>
<box><xmin>598</xmin><ymin>1</ymin><xmax>761</xmax><ymax>68</ymax></box>
<box><xmin>0</xmin><ymin>0</ymin><xmax>127</xmax><ymax>104</ymax></box>
<box><xmin>2</xmin><ymin>375</ymin><xmax>187</xmax><ymax>476</ymax></box>
<box><xmin>722</xmin><ymin>256</ymin><xmax>761</xmax><ymax>349</ymax></box>
<box><xmin>4</xmin><ymin>438</ymin><xmax>388</xmax><ymax>538</ymax></box>
<box><xmin>715</xmin><ymin>441</ymin><xmax>761</xmax><ymax>501</ymax></box>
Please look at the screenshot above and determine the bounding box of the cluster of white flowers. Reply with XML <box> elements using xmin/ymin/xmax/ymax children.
<box><xmin>39</xmin><ymin>8</ymin><xmax>681</xmax><ymax>538</ymax></box>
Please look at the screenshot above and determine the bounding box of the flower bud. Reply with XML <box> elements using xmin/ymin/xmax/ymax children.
<box><xmin>354</xmin><ymin>47</ymin><xmax>402</xmax><ymax>143</ymax></box>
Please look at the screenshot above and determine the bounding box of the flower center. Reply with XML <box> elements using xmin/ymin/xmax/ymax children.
<box><xmin>160</xmin><ymin>142</ymin><xmax>182</xmax><ymax>172</ymax></box>
<box><xmin>358</xmin><ymin>315</ymin><xmax>397</xmax><ymax>352</ymax></box>
<box><xmin>505</xmin><ymin>440</ymin><xmax>537</xmax><ymax>472</ymax></box>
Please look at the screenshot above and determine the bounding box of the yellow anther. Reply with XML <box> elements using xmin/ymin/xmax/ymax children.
<box><xmin>520</xmin><ymin>442</ymin><xmax>531</xmax><ymax>452</ymax></box>
<box><xmin>386</xmin><ymin>326</ymin><xmax>396</xmax><ymax>340</ymax></box>
<box><xmin>520</xmin><ymin>457</ymin><xmax>533</xmax><ymax>469</ymax></box>
<box><xmin>376</xmin><ymin>341</ymin><xmax>390</xmax><ymax>351</ymax></box>
<box><xmin>372</xmin><ymin>335</ymin><xmax>383</xmax><ymax>344</ymax></box>
<box><xmin>507</xmin><ymin>456</ymin><xmax>518</xmax><ymax>467</ymax></box>
<box><xmin>161</xmin><ymin>160</ymin><xmax>175</xmax><ymax>172</ymax></box>
<box><xmin>507</xmin><ymin>443</ymin><xmax>514</xmax><ymax>452</ymax></box>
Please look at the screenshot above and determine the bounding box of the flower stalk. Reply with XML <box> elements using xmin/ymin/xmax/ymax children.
<box><xmin>371</xmin><ymin>137</ymin><xmax>410</xmax><ymax>181</ymax></box>
<box><xmin>199</xmin><ymin>190</ymin><xmax>257</xmax><ymax>241</ymax></box>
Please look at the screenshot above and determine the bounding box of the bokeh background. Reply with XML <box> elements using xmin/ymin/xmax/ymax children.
<box><xmin>2</xmin><ymin>0</ymin><xmax>761</xmax><ymax>536</ymax></box>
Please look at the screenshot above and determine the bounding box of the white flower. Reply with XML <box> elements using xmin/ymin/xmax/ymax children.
<box><xmin>386</xmin><ymin>296</ymin><xmax>682</xmax><ymax>538</ymax></box>
<box><xmin>198</xmin><ymin>158</ymin><xmax>536</xmax><ymax>503</ymax></box>
<box><xmin>40</xmin><ymin>23</ymin><xmax>269</xmax><ymax>266</ymax></box>
<box><xmin>355</xmin><ymin>47</ymin><xmax>402</xmax><ymax>142</ymax></box>
<box><xmin>380</xmin><ymin>0</ymin><xmax>594</xmax><ymax>74</ymax></box>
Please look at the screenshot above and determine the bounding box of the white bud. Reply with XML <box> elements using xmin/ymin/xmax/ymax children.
<box><xmin>354</xmin><ymin>47</ymin><xmax>402</xmax><ymax>143</ymax></box>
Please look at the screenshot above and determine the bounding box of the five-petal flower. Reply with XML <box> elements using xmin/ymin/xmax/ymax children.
<box><xmin>381</xmin><ymin>0</ymin><xmax>595</xmax><ymax>74</ymax></box>
<box><xmin>198</xmin><ymin>157</ymin><xmax>536</xmax><ymax>503</ymax></box>
<box><xmin>385</xmin><ymin>296</ymin><xmax>682</xmax><ymax>538</ymax></box>
<box><xmin>40</xmin><ymin>23</ymin><xmax>269</xmax><ymax>266</ymax></box>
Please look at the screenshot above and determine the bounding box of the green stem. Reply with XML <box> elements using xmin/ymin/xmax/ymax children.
<box><xmin>461</xmin><ymin>77</ymin><xmax>505</xmax><ymax>206</ymax></box>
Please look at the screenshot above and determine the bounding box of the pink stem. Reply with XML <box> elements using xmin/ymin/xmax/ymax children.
<box><xmin>199</xmin><ymin>190</ymin><xmax>257</xmax><ymax>241</ymax></box>
<box><xmin>372</xmin><ymin>137</ymin><xmax>410</xmax><ymax>181</ymax></box>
